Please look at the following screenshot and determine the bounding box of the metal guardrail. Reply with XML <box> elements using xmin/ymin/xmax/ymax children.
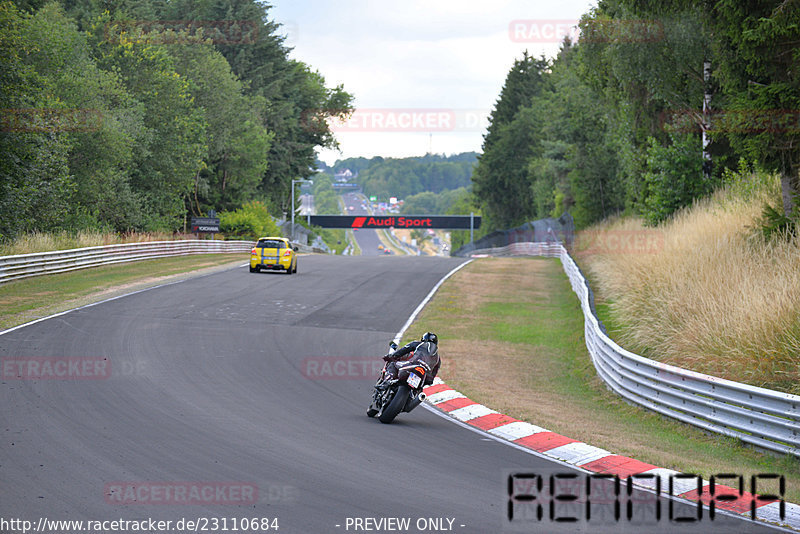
<box><xmin>0</xmin><ymin>239</ymin><xmax>330</xmax><ymax>285</ymax></box>
<box><xmin>0</xmin><ymin>240</ymin><xmax>255</xmax><ymax>284</ymax></box>
<box><xmin>465</xmin><ymin>241</ymin><xmax>563</xmax><ymax>258</ymax></box>
<box><xmin>385</xmin><ymin>228</ymin><xmax>419</xmax><ymax>255</ymax></box>
<box><xmin>293</xmin><ymin>242</ymin><xmax>328</xmax><ymax>254</ymax></box>
<box><xmin>468</xmin><ymin>241</ymin><xmax>800</xmax><ymax>458</ymax></box>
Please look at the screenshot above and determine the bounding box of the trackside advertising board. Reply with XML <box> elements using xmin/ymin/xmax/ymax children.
<box><xmin>191</xmin><ymin>217</ymin><xmax>220</xmax><ymax>233</ymax></box>
<box><xmin>309</xmin><ymin>215</ymin><xmax>481</xmax><ymax>229</ymax></box>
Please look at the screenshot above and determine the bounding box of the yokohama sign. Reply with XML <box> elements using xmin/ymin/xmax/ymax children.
<box><xmin>309</xmin><ymin>215</ymin><xmax>481</xmax><ymax>229</ymax></box>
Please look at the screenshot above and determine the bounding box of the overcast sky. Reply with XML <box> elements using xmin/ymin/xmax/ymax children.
<box><xmin>269</xmin><ymin>0</ymin><xmax>598</xmax><ymax>165</ymax></box>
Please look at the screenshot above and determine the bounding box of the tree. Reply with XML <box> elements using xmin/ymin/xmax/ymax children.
<box><xmin>472</xmin><ymin>52</ymin><xmax>550</xmax><ymax>229</ymax></box>
<box><xmin>578</xmin><ymin>0</ymin><xmax>714</xmax><ymax>214</ymax></box>
<box><xmin>529</xmin><ymin>140</ymin><xmax>572</xmax><ymax>219</ymax></box>
<box><xmin>160</xmin><ymin>0</ymin><xmax>353</xmax><ymax>213</ymax></box>
<box><xmin>219</xmin><ymin>200</ymin><xmax>280</xmax><ymax>239</ymax></box>
<box><xmin>351</xmin><ymin>154</ymin><xmax>476</xmax><ymax>200</ymax></box>
<box><xmin>23</xmin><ymin>2</ymin><xmax>147</xmax><ymax>231</ymax></box>
<box><xmin>0</xmin><ymin>2</ymin><xmax>76</xmax><ymax>239</ymax></box>
<box><xmin>642</xmin><ymin>133</ymin><xmax>707</xmax><ymax>224</ymax></box>
<box><xmin>529</xmin><ymin>43</ymin><xmax>623</xmax><ymax>227</ymax></box>
<box><xmin>94</xmin><ymin>14</ymin><xmax>208</xmax><ymax>230</ymax></box>
<box><xmin>709</xmin><ymin>0</ymin><xmax>800</xmax><ymax>216</ymax></box>
<box><xmin>167</xmin><ymin>40</ymin><xmax>273</xmax><ymax>214</ymax></box>
<box><xmin>1</xmin><ymin>0</ymin><xmax>352</xmax><ymax>238</ymax></box>
<box><xmin>401</xmin><ymin>192</ymin><xmax>439</xmax><ymax>214</ymax></box>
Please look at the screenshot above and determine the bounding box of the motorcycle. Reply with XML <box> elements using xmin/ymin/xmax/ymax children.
<box><xmin>367</xmin><ymin>341</ymin><xmax>431</xmax><ymax>424</ymax></box>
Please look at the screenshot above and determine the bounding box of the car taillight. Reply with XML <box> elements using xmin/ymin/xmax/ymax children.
<box><xmin>251</xmin><ymin>248</ymin><xmax>257</xmax><ymax>254</ymax></box>
<box><xmin>282</xmin><ymin>250</ymin><xmax>292</xmax><ymax>257</ymax></box>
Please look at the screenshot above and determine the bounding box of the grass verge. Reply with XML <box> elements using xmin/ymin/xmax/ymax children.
<box><xmin>378</xmin><ymin>229</ymin><xmax>408</xmax><ymax>255</ymax></box>
<box><xmin>347</xmin><ymin>229</ymin><xmax>362</xmax><ymax>256</ymax></box>
<box><xmin>0</xmin><ymin>231</ymin><xmax>250</xmax><ymax>256</ymax></box>
<box><xmin>575</xmin><ymin>172</ymin><xmax>800</xmax><ymax>394</ymax></box>
<box><xmin>0</xmin><ymin>254</ymin><xmax>246</xmax><ymax>331</ymax></box>
<box><xmin>315</xmin><ymin>228</ymin><xmax>348</xmax><ymax>254</ymax></box>
<box><xmin>403</xmin><ymin>257</ymin><xmax>800</xmax><ymax>502</ymax></box>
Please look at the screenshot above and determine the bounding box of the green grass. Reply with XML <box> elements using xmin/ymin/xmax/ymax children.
<box><xmin>405</xmin><ymin>257</ymin><xmax>800</xmax><ymax>503</ymax></box>
<box><xmin>0</xmin><ymin>230</ymin><xmax>181</xmax><ymax>256</ymax></box>
<box><xmin>378</xmin><ymin>229</ymin><xmax>407</xmax><ymax>255</ymax></box>
<box><xmin>573</xmin><ymin>175</ymin><xmax>800</xmax><ymax>393</ymax></box>
<box><xmin>316</xmin><ymin>228</ymin><xmax>348</xmax><ymax>254</ymax></box>
<box><xmin>0</xmin><ymin>254</ymin><xmax>245</xmax><ymax>330</ymax></box>
<box><xmin>482</xmin><ymin>300</ymin><xmax>576</xmax><ymax>347</ymax></box>
<box><xmin>347</xmin><ymin>229</ymin><xmax>362</xmax><ymax>255</ymax></box>
<box><xmin>593</xmin><ymin>302</ymin><xmax>626</xmax><ymax>341</ymax></box>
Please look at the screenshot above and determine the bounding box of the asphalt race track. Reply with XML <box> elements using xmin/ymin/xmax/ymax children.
<box><xmin>343</xmin><ymin>193</ymin><xmax>385</xmax><ymax>256</ymax></box>
<box><xmin>0</xmin><ymin>255</ymin><xmax>780</xmax><ymax>533</ymax></box>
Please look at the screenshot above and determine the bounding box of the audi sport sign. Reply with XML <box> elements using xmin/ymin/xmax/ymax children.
<box><xmin>309</xmin><ymin>215</ymin><xmax>481</xmax><ymax>229</ymax></box>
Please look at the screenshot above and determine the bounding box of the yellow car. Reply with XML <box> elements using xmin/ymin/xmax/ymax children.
<box><xmin>250</xmin><ymin>237</ymin><xmax>298</xmax><ymax>274</ymax></box>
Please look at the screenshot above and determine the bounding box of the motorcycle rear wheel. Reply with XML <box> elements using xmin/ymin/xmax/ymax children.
<box><xmin>379</xmin><ymin>385</ymin><xmax>410</xmax><ymax>424</ymax></box>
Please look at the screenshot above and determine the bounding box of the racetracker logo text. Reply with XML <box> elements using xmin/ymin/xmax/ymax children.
<box><xmin>1</xmin><ymin>108</ymin><xmax>103</xmax><ymax>133</ymax></box>
<box><xmin>104</xmin><ymin>20</ymin><xmax>259</xmax><ymax>45</ymax></box>
<box><xmin>330</xmin><ymin>109</ymin><xmax>456</xmax><ymax>132</ymax></box>
<box><xmin>104</xmin><ymin>482</ymin><xmax>258</xmax><ymax>505</ymax></box>
<box><xmin>574</xmin><ymin>230</ymin><xmax>664</xmax><ymax>255</ymax></box>
<box><xmin>302</xmin><ymin>357</ymin><xmax>384</xmax><ymax>380</ymax></box>
<box><xmin>2</xmin><ymin>357</ymin><xmax>110</xmax><ymax>380</ymax></box>
<box><xmin>509</xmin><ymin>19</ymin><xmax>663</xmax><ymax>43</ymax></box>
<box><xmin>661</xmin><ymin>108</ymin><xmax>800</xmax><ymax>134</ymax></box>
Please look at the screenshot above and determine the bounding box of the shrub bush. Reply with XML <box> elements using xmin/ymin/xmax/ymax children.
<box><xmin>219</xmin><ymin>201</ymin><xmax>280</xmax><ymax>239</ymax></box>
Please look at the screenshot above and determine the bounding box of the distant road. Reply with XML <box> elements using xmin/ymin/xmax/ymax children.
<box><xmin>342</xmin><ymin>192</ymin><xmax>383</xmax><ymax>256</ymax></box>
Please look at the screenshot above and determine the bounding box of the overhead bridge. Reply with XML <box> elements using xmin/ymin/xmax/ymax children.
<box><xmin>309</xmin><ymin>215</ymin><xmax>481</xmax><ymax>229</ymax></box>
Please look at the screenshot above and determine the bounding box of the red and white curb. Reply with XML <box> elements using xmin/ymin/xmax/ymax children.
<box><xmin>422</xmin><ymin>378</ymin><xmax>800</xmax><ymax>532</ymax></box>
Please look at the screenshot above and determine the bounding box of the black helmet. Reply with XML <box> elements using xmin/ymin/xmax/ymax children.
<box><xmin>421</xmin><ymin>332</ymin><xmax>438</xmax><ymax>345</ymax></box>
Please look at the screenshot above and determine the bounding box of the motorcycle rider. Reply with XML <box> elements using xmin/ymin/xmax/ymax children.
<box><xmin>381</xmin><ymin>332</ymin><xmax>440</xmax><ymax>386</ymax></box>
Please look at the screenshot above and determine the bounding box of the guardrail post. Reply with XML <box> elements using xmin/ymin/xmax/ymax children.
<box><xmin>470</xmin><ymin>212</ymin><xmax>474</xmax><ymax>244</ymax></box>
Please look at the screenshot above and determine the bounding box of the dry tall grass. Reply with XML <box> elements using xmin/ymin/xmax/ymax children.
<box><xmin>0</xmin><ymin>231</ymin><xmax>193</xmax><ymax>256</ymax></box>
<box><xmin>578</xmin><ymin>173</ymin><xmax>800</xmax><ymax>393</ymax></box>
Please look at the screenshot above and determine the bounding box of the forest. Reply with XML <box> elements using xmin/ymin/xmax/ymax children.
<box><xmin>0</xmin><ymin>0</ymin><xmax>352</xmax><ymax>241</ymax></box>
<box><xmin>319</xmin><ymin>152</ymin><xmax>477</xmax><ymax>201</ymax></box>
<box><xmin>472</xmin><ymin>0</ymin><xmax>800</xmax><ymax>234</ymax></box>
<box><xmin>5</xmin><ymin>0</ymin><xmax>798</xmax><ymax>245</ymax></box>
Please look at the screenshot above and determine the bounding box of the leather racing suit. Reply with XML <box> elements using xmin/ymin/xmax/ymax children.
<box><xmin>383</xmin><ymin>340</ymin><xmax>440</xmax><ymax>386</ymax></box>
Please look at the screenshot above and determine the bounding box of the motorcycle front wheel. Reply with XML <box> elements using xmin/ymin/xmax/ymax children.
<box><xmin>379</xmin><ymin>385</ymin><xmax>410</xmax><ymax>424</ymax></box>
